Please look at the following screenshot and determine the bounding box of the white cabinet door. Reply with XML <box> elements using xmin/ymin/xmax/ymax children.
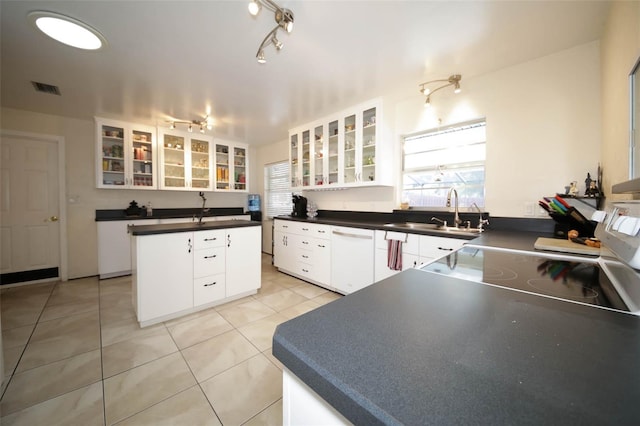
<box><xmin>97</xmin><ymin>219</ymin><xmax>158</xmax><ymax>278</ymax></box>
<box><xmin>331</xmin><ymin>226</ymin><xmax>374</xmax><ymax>294</ymax></box>
<box><xmin>134</xmin><ymin>232</ymin><xmax>193</xmax><ymax>322</ymax></box>
<box><xmin>274</xmin><ymin>230</ymin><xmax>295</xmax><ymax>271</ymax></box>
<box><xmin>226</xmin><ymin>226</ymin><xmax>261</xmax><ymax>297</ymax></box>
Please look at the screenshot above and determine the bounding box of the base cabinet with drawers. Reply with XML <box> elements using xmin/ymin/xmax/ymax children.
<box><xmin>274</xmin><ymin>220</ymin><xmax>331</xmax><ymax>287</ymax></box>
<box><xmin>374</xmin><ymin>230</ymin><xmax>466</xmax><ymax>282</ymax></box>
<box><xmin>132</xmin><ymin>225</ymin><xmax>261</xmax><ymax>327</ymax></box>
<box><xmin>274</xmin><ymin>218</ymin><xmax>468</xmax><ymax>295</ymax></box>
<box><xmin>98</xmin><ymin>215</ymin><xmax>249</xmax><ymax>279</ymax></box>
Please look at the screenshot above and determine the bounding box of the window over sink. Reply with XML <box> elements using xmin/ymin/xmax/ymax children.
<box><xmin>401</xmin><ymin>119</ymin><xmax>486</xmax><ymax>209</ymax></box>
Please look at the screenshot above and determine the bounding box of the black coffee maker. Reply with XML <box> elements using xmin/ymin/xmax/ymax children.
<box><xmin>292</xmin><ymin>195</ymin><xmax>307</xmax><ymax>217</ymax></box>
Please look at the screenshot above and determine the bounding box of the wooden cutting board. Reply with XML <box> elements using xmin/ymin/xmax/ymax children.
<box><xmin>534</xmin><ymin>237</ymin><xmax>600</xmax><ymax>256</ymax></box>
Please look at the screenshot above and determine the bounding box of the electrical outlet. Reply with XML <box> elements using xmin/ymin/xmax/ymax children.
<box><xmin>524</xmin><ymin>202</ymin><xmax>535</xmax><ymax>217</ymax></box>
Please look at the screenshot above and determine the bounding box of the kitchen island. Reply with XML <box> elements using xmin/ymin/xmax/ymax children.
<box><xmin>273</xmin><ymin>268</ymin><xmax>640</xmax><ymax>425</ymax></box>
<box><xmin>130</xmin><ymin>220</ymin><xmax>261</xmax><ymax>327</ymax></box>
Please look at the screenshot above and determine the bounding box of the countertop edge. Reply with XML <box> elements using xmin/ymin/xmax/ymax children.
<box><xmin>129</xmin><ymin>220</ymin><xmax>260</xmax><ymax>235</ymax></box>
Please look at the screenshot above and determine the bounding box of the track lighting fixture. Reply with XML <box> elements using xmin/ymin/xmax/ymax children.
<box><xmin>166</xmin><ymin>115</ymin><xmax>213</xmax><ymax>133</ymax></box>
<box><xmin>248</xmin><ymin>0</ymin><xmax>294</xmax><ymax>63</ymax></box>
<box><xmin>419</xmin><ymin>74</ymin><xmax>462</xmax><ymax>107</ymax></box>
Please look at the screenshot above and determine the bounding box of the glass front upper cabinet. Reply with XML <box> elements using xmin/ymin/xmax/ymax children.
<box><xmin>96</xmin><ymin>118</ymin><xmax>156</xmax><ymax>189</ymax></box>
<box><xmin>214</xmin><ymin>141</ymin><xmax>249</xmax><ymax>192</ymax></box>
<box><xmin>190</xmin><ymin>138</ymin><xmax>210</xmax><ymax>190</ymax></box>
<box><xmin>302</xmin><ymin>130</ymin><xmax>311</xmax><ymax>187</ymax></box>
<box><xmin>290</xmin><ymin>133</ymin><xmax>300</xmax><ymax>187</ymax></box>
<box><xmin>314</xmin><ymin>124</ymin><xmax>325</xmax><ymax>186</ymax></box>
<box><xmin>360</xmin><ymin>106</ymin><xmax>377</xmax><ymax>183</ymax></box>
<box><xmin>328</xmin><ymin>120</ymin><xmax>339</xmax><ymax>186</ymax></box>
<box><xmin>233</xmin><ymin>146</ymin><xmax>247</xmax><ymax>191</ymax></box>
<box><xmin>162</xmin><ymin>133</ymin><xmax>186</xmax><ymax>189</ymax></box>
<box><xmin>343</xmin><ymin>114</ymin><xmax>357</xmax><ymax>184</ymax></box>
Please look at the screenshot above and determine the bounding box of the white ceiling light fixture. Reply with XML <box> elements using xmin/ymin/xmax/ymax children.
<box><xmin>249</xmin><ymin>0</ymin><xmax>294</xmax><ymax>64</ymax></box>
<box><xmin>166</xmin><ymin>115</ymin><xmax>213</xmax><ymax>133</ymax></box>
<box><xmin>419</xmin><ymin>74</ymin><xmax>462</xmax><ymax>107</ymax></box>
<box><xmin>28</xmin><ymin>11</ymin><xmax>106</xmax><ymax>50</ymax></box>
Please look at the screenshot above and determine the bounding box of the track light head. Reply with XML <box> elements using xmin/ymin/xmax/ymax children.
<box><xmin>257</xmin><ymin>50</ymin><xmax>266</xmax><ymax>63</ymax></box>
<box><xmin>419</xmin><ymin>74</ymin><xmax>462</xmax><ymax>105</ymax></box>
<box><xmin>250</xmin><ymin>0</ymin><xmax>293</xmax><ymax>63</ymax></box>
<box><xmin>248</xmin><ymin>0</ymin><xmax>261</xmax><ymax>16</ymax></box>
<box><xmin>272</xmin><ymin>35</ymin><xmax>283</xmax><ymax>50</ymax></box>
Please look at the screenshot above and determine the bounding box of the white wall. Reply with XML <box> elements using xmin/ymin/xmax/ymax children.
<box><xmin>600</xmin><ymin>1</ymin><xmax>640</xmax><ymax>203</ymax></box>
<box><xmin>1</xmin><ymin>107</ymin><xmax>251</xmax><ymax>278</ymax></box>
<box><xmin>256</xmin><ymin>41</ymin><xmax>602</xmax><ymax>218</ymax></box>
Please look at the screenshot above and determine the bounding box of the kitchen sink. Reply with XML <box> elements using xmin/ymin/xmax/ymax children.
<box><xmin>383</xmin><ymin>222</ymin><xmax>482</xmax><ymax>235</ymax></box>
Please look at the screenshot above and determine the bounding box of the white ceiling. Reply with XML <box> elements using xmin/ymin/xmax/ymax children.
<box><xmin>0</xmin><ymin>0</ymin><xmax>610</xmax><ymax>146</ymax></box>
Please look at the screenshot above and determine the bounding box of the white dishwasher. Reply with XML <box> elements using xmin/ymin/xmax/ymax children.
<box><xmin>331</xmin><ymin>226</ymin><xmax>375</xmax><ymax>294</ymax></box>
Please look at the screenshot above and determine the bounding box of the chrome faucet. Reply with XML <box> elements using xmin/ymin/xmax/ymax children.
<box><xmin>198</xmin><ymin>192</ymin><xmax>209</xmax><ymax>224</ymax></box>
<box><xmin>446</xmin><ymin>187</ymin><xmax>462</xmax><ymax>227</ymax></box>
<box><xmin>471</xmin><ymin>202</ymin><xmax>489</xmax><ymax>231</ymax></box>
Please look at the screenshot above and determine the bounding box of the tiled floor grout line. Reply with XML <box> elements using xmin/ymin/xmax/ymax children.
<box><xmin>97</xmin><ymin>276</ymin><xmax>107</xmax><ymax>426</ymax></box>
<box><xmin>1</xmin><ymin>257</ymin><xmax>334</xmax><ymax>424</ymax></box>
<box><xmin>0</xmin><ymin>282</ymin><xmax>56</xmax><ymax>402</ymax></box>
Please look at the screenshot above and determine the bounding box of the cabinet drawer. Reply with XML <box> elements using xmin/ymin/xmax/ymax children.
<box><xmin>274</xmin><ymin>219</ymin><xmax>295</xmax><ymax>233</ymax></box>
<box><xmin>194</xmin><ymin>247</ymin><xmax>225</xmax><ymax>278</ymax></box>
<box><xmin>419</xmin><ymin>235</ymin><xmax>465</xmax><ymax>259</ymax></box>
<box><xmin>375</xmin><ymin>230</ymin><xmax>420</xmax><ymax>255</ymax></box>
<box><xmin>194</xmin><ymin>230</ymin><xmax>225</xmax><ymax>249</ymax></box>
<box><xmin>194</xmin><ymin>273</ymin><xmax>226</xmax><ymax>306</ymax></box>
<box><xmin>301</xmin><ymin>223</ymin><xmax>331</xmax><ymax>239</ymax></box>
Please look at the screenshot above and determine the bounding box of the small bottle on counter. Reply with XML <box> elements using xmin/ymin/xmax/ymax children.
<box><xmin>146</xmin><ymin>202</ymin><xmax>152</xmax><ymax>216</ymax></box>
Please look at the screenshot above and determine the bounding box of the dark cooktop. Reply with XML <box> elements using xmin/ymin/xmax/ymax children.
<box><xmin>420</xmin><ymin>246</ymin><xmax>629</xmax><ymax>312</ymax></box>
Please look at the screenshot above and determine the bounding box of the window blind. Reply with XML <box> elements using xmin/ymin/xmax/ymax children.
<box><xmin>264</xmin><ymin>161</ymin><xmax>291</xmax><ymax>218</ymax></box>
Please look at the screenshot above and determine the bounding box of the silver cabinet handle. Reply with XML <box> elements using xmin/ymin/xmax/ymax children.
<box><xmin>227</xmin><ymin>234</ymin><xmax>231</xmax><ymax>247</ymax></box>
<box><xmin>302</xmin><ymin>240</ymin><xmax>309</xmax><ymax>245</ymax></box>
<box><xmin>204</xmin><ymin>255</ymin><xmax>217</xmax><ymax>259</ymax></box>
<box><xmin>204</xmin><ymin>282</ymin><xmax>217</xmax><ymax>287</ymax></box>
<box><xmin>302</xmin><ymin>254</ymin><xmax>309</xmax><ymax>259</ymax></box>
<box><xmin>332</xmin><ymin>230</ymin><xmax>373</xmax><ymax>239</ymax></box>
<box><xmin>204</xmin><ymin>237</ymin><xmax>217</xmax><ymax>241</ymax></box>
<box><xmin>437</xmin><ymin>247</ymin><xmax>454</xmax><ymax>251</ymax></box>
<box><xmin>188</xmin><ymin>238</ymin><xmax>192</xmax><ymax>253</ymax></box>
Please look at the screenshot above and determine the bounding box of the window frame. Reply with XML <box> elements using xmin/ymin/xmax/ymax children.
<box><xmin>400</xmin><ymin>118</ymin><xmax>486</xmax><ymax>210</ymax></box>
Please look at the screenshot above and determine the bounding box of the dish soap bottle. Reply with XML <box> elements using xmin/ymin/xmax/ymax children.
<box><xmin>146</xmin><ymin>202</ymin><xmax>153</xmax><ymax>217</ymax></box>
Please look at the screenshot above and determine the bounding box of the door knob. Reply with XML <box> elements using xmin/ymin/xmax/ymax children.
<box><xmin>46</xmin><ymin>216</ymin><xmax>59</xmax><ymax>222</ymax></box>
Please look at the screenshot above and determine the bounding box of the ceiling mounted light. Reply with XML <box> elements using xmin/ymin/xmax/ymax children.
<box><xmin>28</xmin><ymin>11</ymin><xmax>106</xmax><ymax>50</ymax></box>
<box><xmin>248</xmin><ymin>0</ymin><xmax>262</xmax><ymax>16</ymax></box>
<box><xmin>418</xmin><ymin>74</ymin><xmax>462</xmax><ymax>106</ymax></box>
<box><xmin>248</xmin><ymin>0</ymin><xmax>294</xmax><ymax>63</ymax></box>
<box><xmin>272</xmin><ymin>35</ymin><xmax>283</xmax><ymax>50</ymax></box>
<box><xmin>257</xmin><ymin>50</ymin><xmax>266</xmax><ymax>63</ymax></box>
<box><xmin>165</xmin><ymin>115</ymin><xmax>213</xmax><ymax>133</ymax></box>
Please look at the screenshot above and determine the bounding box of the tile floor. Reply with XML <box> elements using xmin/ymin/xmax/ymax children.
<box><xmin>0</xmin><ymin>254</ymin><xmax>341</xmax><ymax>425</ymax></box>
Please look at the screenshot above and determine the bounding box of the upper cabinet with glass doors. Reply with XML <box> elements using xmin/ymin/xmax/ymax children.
<box><xmin>95</xmin><ymin>118</ymin><xmax>157</xmax><ymax>190</ymax></box>
<box><xmin>214</xmin><ymin>140</ymin><xmax>249</xmax><ymax>192</ymax></box>
<box><xmin>289</xmin><ymin>98</ymin><xmax>391</xmax><ymax>190</ymax></box>
<box><xmin>158</xmin><ymin>128</ymin><xmax>213</xmax><ymax>191</ymax></box>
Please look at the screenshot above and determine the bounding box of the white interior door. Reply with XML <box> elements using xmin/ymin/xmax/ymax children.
<box><xmin>0</xmin><ymin>133</ymin><xmax>60</xmax><ymax>282</ymax></box>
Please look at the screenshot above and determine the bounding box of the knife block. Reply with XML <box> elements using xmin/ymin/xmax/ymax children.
<box><xmin>549</xmin><ymin>207</ymin><xmax>596</xmax><ymax>238</ymax></box>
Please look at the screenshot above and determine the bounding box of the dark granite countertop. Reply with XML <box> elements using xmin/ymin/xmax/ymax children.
<box><xmin>96</xmin><ymin>207</ymin><xmax>247</xmax><ymax>221</ymax></box>
<box><xmin>129</xmin><ymin>220</ymin><xmax>260</xmax><ymax>236</ymax></box>
<box><xmin>273</xmin><ymin>268</ymin><xmax>640</xmax><ymax>425</ymax></box>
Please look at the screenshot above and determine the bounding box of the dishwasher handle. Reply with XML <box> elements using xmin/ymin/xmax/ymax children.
<box><xmin>332</xmin><ymin>230</ymin><xmax>373</xmax><ymax>240</ymax></box>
